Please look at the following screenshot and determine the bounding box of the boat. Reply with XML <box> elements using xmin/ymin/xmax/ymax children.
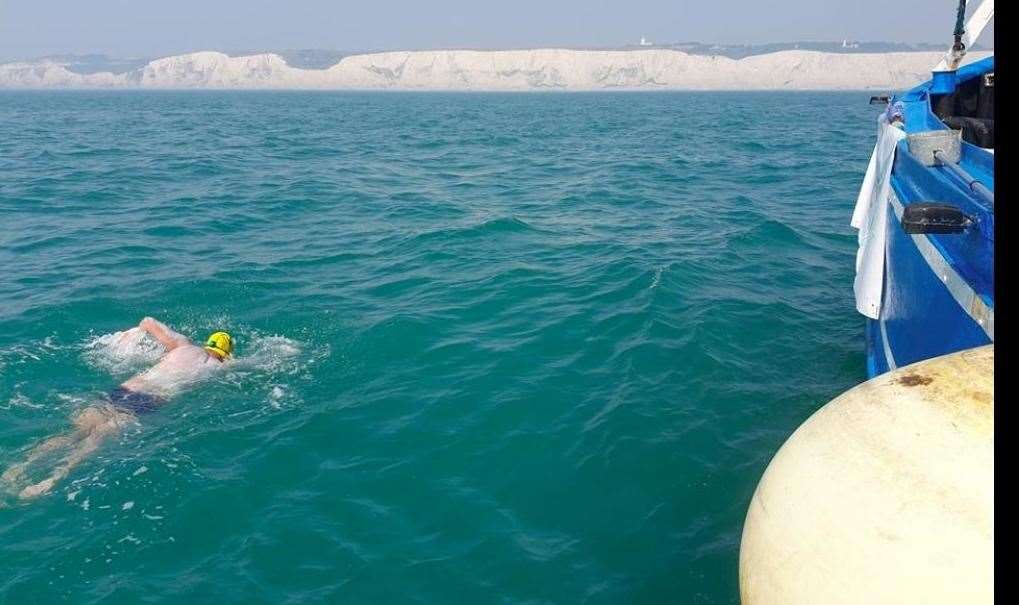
<box><xmin>851</xmin><ymin>0</ymin><xmax>994</xmax><ymax>376</ymax></box>
<box><xmin>738</xmin><ymin>2</ymin><xmax>995</xmax><ymax>602</ymax></box>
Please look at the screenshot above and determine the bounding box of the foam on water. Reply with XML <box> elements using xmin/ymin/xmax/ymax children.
<box><xmin>83</xmin><ymin>328</ymin><xmax>165</xmax><ymax>377</ymax></box>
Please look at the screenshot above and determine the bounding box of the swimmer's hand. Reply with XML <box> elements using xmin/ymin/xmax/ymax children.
<box><xmin>115</xmin><ymin>325</ymin><xmax>143</xmax><ymax>338</ymax></box>
<box><xmin>139</xmin><ymin>317</ymin><xmax>190</xmax><ymax>351</ymax></box>
<box><xmin>113</xmin><ymin>326</ymin><xmax>146</xmax><ymax>347</ymax></box>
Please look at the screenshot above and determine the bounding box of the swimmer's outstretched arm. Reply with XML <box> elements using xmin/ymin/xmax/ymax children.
<box><xmin>139</xmin><ymin>317</ymin><xmax>190</xmax><ymax>351</ymax></box>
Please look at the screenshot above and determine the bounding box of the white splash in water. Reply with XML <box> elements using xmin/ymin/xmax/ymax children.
<box><xmin>2</xmin><ymin>392</ymin><xmax>43</xmax><ymax>410</ymax></box>
<box><xmin>222</xmin><ymin>333</ymin><xmax>323</xmax><ymax>409</ymax></box>
<box><xmin>650</xmin><ymin>266</ymin><xmax>664</xmax><ymax>289</ymax></box>
<box><xmin>83</xmin><ymin>328</ymin><xmax>164</xmax><ymax>377</ymax></box>
<box><xmin>0</xmin><ymin>335</ymin><xmax>64</xmax><ymax>371</ymax></box>
<box><xmin>268</xmin><ymin>385</ymin><xmax>287</xmax><ymax>409</ymax></box>
<box><xmin>230</xmin><ymin>334</ymin><xmax>304</xmax><ymax>374</ymax></box>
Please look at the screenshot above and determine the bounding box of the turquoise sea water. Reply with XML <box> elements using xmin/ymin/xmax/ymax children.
<box><xmin>1</xmin><ymin>91</ymin><xmax>874</xmax><ymax>603</ymax></box>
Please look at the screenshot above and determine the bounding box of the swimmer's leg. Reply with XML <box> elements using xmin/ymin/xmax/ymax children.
<box><xmin>3</xmin><ymin>403</ymin><xmax>112</xmax><ymax>483</ymax></box>
<box><xmin>17</xmin><ymin>406</ymin><xmax>134</xmax><ymax>500</ymax></box>
<box><xmin>2</xmin><ymin>432</ymin><xmax>82</xmax><ymax>483</ymax></box>
<box><xmin>18</xmin><ymin>434</ymin><xmax>104</xmax><ymax>499</ymax></box>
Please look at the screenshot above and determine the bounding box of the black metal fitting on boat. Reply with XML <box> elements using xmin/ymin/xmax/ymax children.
<box><xmin>869</xmin><ymin>95</ymin><xmax>890</xmax><ymax>105</ymax></box>
<box><xmin>901</xmin><ymin>203</ymin><xmax>974</xmax><ymax>235</ymax></box>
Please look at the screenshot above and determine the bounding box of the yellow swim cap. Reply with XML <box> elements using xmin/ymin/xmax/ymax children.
<box><xmin>204</xmin><ymin>331</ymin><xmax>234</xmax><ymax>359</ymax></box>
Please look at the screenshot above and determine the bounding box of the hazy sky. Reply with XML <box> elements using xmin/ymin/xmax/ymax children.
<box><xmin>0</xmin><ymin>0</ymin><xmax>994</xmax><ymax>60</ymax></box>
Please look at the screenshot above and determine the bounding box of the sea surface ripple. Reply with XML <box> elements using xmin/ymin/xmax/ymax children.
<box><xmin>1</xmin><ymin>91</ymin><xmax>875</xmax><ymax>603</ymax></box>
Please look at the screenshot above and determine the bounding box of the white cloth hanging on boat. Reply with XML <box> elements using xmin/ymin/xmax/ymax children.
<box><xmin>851</xmin><ymin>115</ymin><xmax>907</xmax><ymax>319</ymax></box>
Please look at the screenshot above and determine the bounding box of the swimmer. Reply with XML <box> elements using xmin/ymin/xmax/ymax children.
<box><xmin>3</xmin><ymin>317</ymin><xmax>233</xmax><ymax>500</ymax></box>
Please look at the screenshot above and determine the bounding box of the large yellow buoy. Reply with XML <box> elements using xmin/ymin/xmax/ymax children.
<box><xmin>740</xmin><ymin>345</ymin><xmax>993</xmax><ymax>604</ymax></box>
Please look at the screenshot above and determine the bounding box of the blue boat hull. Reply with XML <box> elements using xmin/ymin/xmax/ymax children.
<box><xmin>864</xmin><ymin>57</ymin><xmax>994</xmax><ymax>377</ymax></box>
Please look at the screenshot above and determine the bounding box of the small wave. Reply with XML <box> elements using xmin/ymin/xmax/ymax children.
<box><xmin>728</xmin><ymin>219</ymin><xmax>808</xmax><ymax>250</ymax></box>
<box><xmin>142</xmin><ymin>225</ymin><xmax>198</xmax><ymax>238</ymax></box>
<box><xmin>411</xmin><ymin>216</ymin><xmax>537</xmax><ymax>245</ymax></box>
<box><xmin>742</xmin><ymin>172</ymin><xmax>790</xmax><ymax>185</ymax></box>
<box><xmin>0</xmin><ymin>335</ymin><xmax>66</xmax><ymax>372</ymax></box>
<box><xmin>738</xmin><ymin>141</ymin><xmax>768</xmax><ymax>152</ymax></box>
<box><xmin>465</xmin><ymin>216</ymin><xmax>536</xmax><ymax>236</ymax></box>
<box><xmin>0</xmin><ymin>343</ymin><xmax>42</xmax><ymax>367</ymax></box>
<box><xmin>1</xmin><ymin>392</ymin><xmax>43</xmax><ymax>410</ymax></box>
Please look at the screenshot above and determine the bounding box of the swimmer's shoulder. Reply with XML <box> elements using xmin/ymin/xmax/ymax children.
<box><xmin>163</xmin><ymin>342</ymin><xmax>227</xmax><ymax>367</ymax></box>
<box><xmin>164</xmin><ymin>342</ymin><xmax>207</xmax><ymax>360</ymax></box>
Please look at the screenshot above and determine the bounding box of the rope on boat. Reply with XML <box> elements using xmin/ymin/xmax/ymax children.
<box><xmin>953</xmin><ymin>0</ymin><xmax>968</xmax><ymax>51</ymax></box>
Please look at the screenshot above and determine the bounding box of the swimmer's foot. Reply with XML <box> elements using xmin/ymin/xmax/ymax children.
<box><xmin>19</xmin><ymin>478</ymin><xmax>56</xmax><ymax>500</ymax></box>
<box><xmin>2</xmin><ymin>463</ymin><xmax>27</xmax><ymax>483</ymax></box>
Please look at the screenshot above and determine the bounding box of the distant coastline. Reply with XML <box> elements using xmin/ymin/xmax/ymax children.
<box><xmin>1</xmin><ymin>48</ymin><xmax>992</xmax><ymax>91</ymax></box>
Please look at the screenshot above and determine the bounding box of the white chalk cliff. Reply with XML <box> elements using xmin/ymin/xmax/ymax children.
<box><xmin>0</xmin><ymin>49</ymin><xmax>992</xmax><ymax>91</ymax></box>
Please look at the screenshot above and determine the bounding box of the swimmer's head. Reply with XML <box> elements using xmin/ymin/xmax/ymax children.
<box><xmin>204</xmin><ymin>331</ymin><xmax>234</xmax><ymax>360</ymax></box>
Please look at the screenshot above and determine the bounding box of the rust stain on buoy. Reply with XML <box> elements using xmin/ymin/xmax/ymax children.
<box><xmin>898</xmin><ymin>374</ymin><xmax>933</xmax><ymax>387</ymax></box>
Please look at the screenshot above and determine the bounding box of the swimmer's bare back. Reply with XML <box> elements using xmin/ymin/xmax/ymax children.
<box><xmin>120</xmin><ymin>318</ymin><xmax>226</xmax><ymax>401</ymax></box>
<box><xmin>3</xmin><ymin>317</ymin><xmax>230</xmax><ymax>500</ymax></box>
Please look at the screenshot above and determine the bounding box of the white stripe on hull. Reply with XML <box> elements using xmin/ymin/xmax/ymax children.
<box><xmin>887</xmin><ymin>190</ymin><xmax>994</xmax><ymax>340</ymax></box>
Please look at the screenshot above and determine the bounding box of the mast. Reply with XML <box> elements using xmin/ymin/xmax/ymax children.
<box><xmin>936</xmin><ymin>0</ymin><xmax>994</xmax><ymax>71</ymax></box>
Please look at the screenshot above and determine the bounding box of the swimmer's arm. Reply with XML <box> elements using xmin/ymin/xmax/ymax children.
<box><xmin>139</xmin><ymin>317</ymin><xmax>190</xmax><ymax>351</ymax></box>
